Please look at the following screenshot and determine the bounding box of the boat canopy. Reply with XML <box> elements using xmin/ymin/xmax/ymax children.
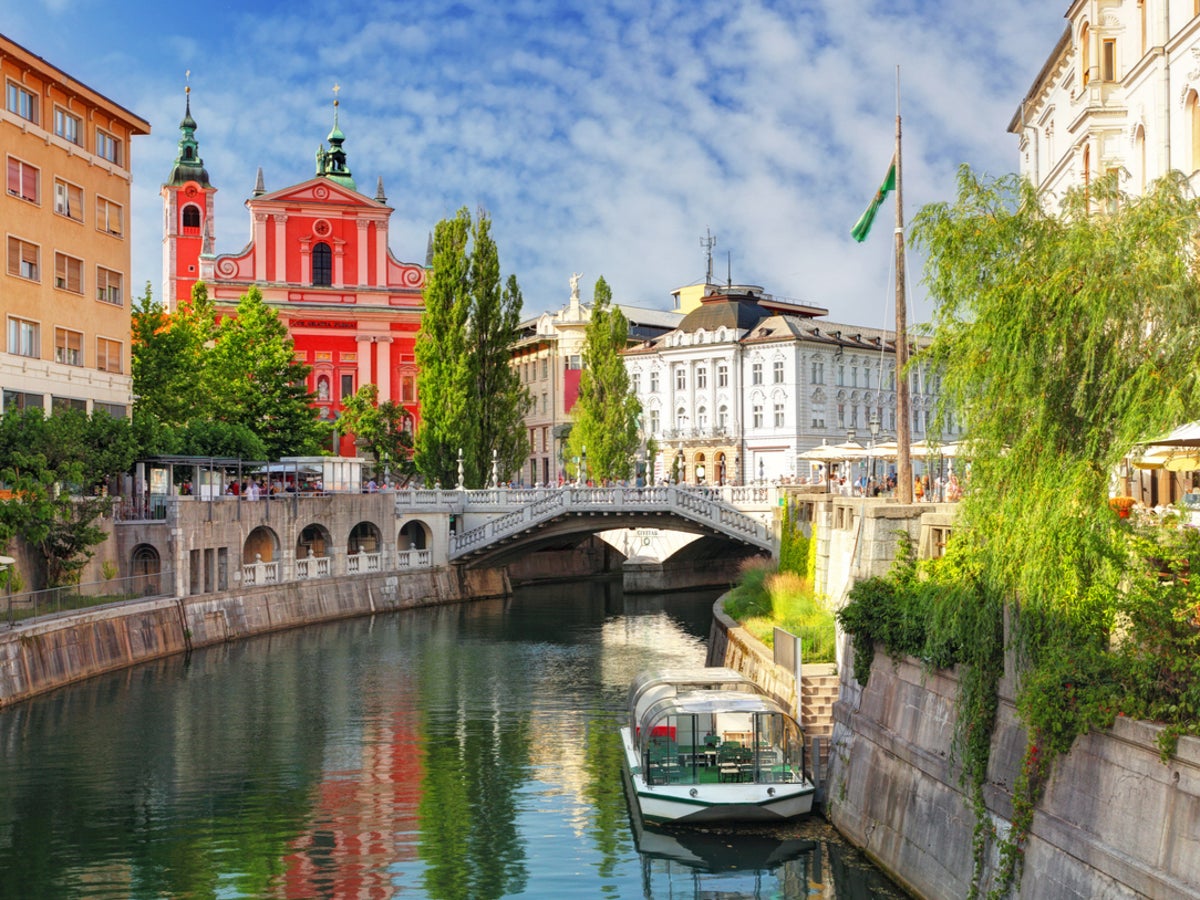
<box><xmin>627</xmin><ymin>668</ymin><xmax>760</xmax><ymax>735</ymax></box>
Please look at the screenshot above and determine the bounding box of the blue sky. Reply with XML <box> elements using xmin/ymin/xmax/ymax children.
<box><xmin>7</xmin><ymin>0</ymin><xmax>1068</xmax><ymax>328</ymax></box>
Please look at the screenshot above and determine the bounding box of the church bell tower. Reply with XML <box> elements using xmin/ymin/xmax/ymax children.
<box><xmin>161</xmin><ymin>82</ymin><xmax>216</xmax><ymax>311</ymax></box>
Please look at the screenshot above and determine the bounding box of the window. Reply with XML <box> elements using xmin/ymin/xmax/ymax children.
<box><xmin>54</xmin><ymin>253</ymin><xmax>82</xmax><ymax>293</ymax></box>
<box><xmin>649</xmin><ymin>370</ymin><xmax>659</xmax><ymax>393</ymax></box>
<box><xmin>541</xmin><ymin>392</ymin><xmax>548</xmax><ymax>414</ymax></box>
<box><xmin>774</xmin><ymin>403</ymin><xmax>785</xmax><ymax>428</ymax></box>
<box><xmin>181</xmin><ymin>204</ymin><xmax>200</xmax><ymax>232</ymax></box>
<box><xmin>96</xmin><ymin>196</ymin><xmax>123</xmax><ymax>236</ymax></box>
<box><xmin>54</xmin><ymin>179</ymin><xmax>83</xmax><ymax>221</ymax></box>
<box><xmin>95</xmin><ymin>129</ymin><xmax>122</xmax><ymax>165</ymax></box>
<box><xmin>96</xmin><ymin>267</ymin><xmax>122</xmax><ymax>305</ymax></box>
<box><xmin>52</xmin><ymin>396</ymin><xmax>87</xmax><ymax>413</ymax></box>
<box><xmin>340</xmin><ymin>373</ymin><xmax>354</xmax><ymax>399</ymax></box>
<box><xmin>717</xmin><ymin>363</ymin><xmax>728</xmax><ymax>387</ymax></box>
<box><xmin>402</xmin><ymin>375</ymin><xmax>415</xmax><ymax>403</ymax></box>
<box><xmin>94</xmin><ymin>401</ymin><xmax>126</xmax><ymax>418</ymax></box>
<box><xmin>675</xmin><ymin>367</ymin><xmax>686</xmax><ymax>391</ymax></box>
<box><xmin>648</xmin><ymin>408</ymin><xmax>659</xmax><ymax>433</ymax></box>
<box><xmin>773</xmin><ymin>360</ymin><xmax>784</xmax><ymax>383</ymax></box>
<box><xmin>696</xmin><ymin>406</ymin><xmax>708</xmax><ymax>431</ymax></box>
<box><xmin>1080</xmin><ymin>22</ymin><xmax>1091</xmax><ymax>87</ymax></box>
<box><xmin>312</xmin><ymin>241</ymin><xmax>332</xmax><ymax>286</ymax></box>
<box><xmin>7</xmin><ymin>317</ymin><xmax>39</xmax><ymax>358</ymax></box>
<box><xmin>851</xmin><ymin>366</ymin><xmax>858</xmax><ymax>387</ymax></box>
<box><xmin>837</xmin><ymin>364</ymin><xmax>845</xmax><ymax>386</ymax></box>
<box><xmin>55</xmin><ymin>328</ymin><xmax>83</xmax><ymax>366</ymax></box>
<box><xmin>718</xmin><ymin>405</ymin><xmax>728</xmax><ymax>430</ymax></box>
<box><xmin>631</xmin><ymin>372</ymin><xmax>641</xmax><ymax>394</ymax></box>
<box><xmin>811</xmin><ymin>401</ymin><xmax>826</xmax><ymax>429</ymax></box>
<box><xmin>1102</xmin><ymin>39</ymin><xmax>1117</xmax><ymax>82</ymax></box>
<box><xmin>752</xmin><ymin>362</ymin><xmax>763</xmax><ymax>385</ymax></box>
<box><xmin>7</xmin><ymin>156</ymin><xmax>39</xmax><ymax>203</ymax></box>
<box><xmin>753</xmin><ymin>404</ymin><xmax>763</xmax><ymax>428</ymax></box>
<box><xmin>2</xmin><ymin>390</ymin><xmax>43</xmax><ymax>412</ymax></box>
<box><xmin>6</xmin><ymin>82</ymin><xmax>37</xmax><ymax>124</ymax></box>
<box><xmin>54</xmin><ymin>107</ymin><xmax>81</xmax><ymax>145</ymax></box>
<box><xmin>696</xmin><ymin>367</ymin><xmax>707</xmax><ymax>390</ymax></box>
<box><xmin>7</xmin><ymin>237</ymin><xmax>39</xmax><ymax>281</ymax></box>
<box><xmin>96</xmin><ymin>337</ymin><xmax>122</xmax><ymax>373</ymax></box>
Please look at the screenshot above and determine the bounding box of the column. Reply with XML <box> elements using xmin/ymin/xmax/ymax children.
<box><xmin>253</xmin><ymin>213</ymin><xmax>268</xmax><ymax>283</ymax></box>
<box><xmin>273</xmin><ymin>214</ymin><xmax>287</xmax><ymax>283</ymax></box>
<box><xmin>356</xmin><ymin>219</ymin><xmax>370</xmax><ymax>287</ymax></box>
<box><xmin>375</xmin><ymin>218</ymin><xmax>388</xmax><ymax>288</ymax></box>
<box><xmin>376</xmin><ymin>337</ymin><xmax>392</xmax><ymax>400</ymax></box>
<box><xmin>333</xmin><ymin>242</ymin><xmax>346</xmax><ymax>289</ymax></box>
<box><xmin>356</xmin><ymin>336</ymin><xmax>372</xmax><ymax>393</ymax></box>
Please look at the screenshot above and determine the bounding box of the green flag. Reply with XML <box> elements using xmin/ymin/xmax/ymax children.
<box><xmin>851</xmin><ymin>157</ymin><xmax>896</xmax><ymax>243</ymax></box>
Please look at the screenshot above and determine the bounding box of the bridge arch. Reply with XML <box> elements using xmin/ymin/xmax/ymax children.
<box><xmin>244</xmin><ymin>526</ymin><xmax>279</xmax><ymax>564</ymax></box>
<box><xmin>398</xmin><ymin>519</ymin><xmax>430</xmax><ymax>551</ymax></box>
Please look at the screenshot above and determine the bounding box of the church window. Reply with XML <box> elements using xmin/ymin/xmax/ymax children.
<box><xmin>312</xmin><ymin>242</ymin><xmax>332</xmax><ymax>286</ymax></box>
<box><xmin>181</xmin><ymin>205</ymin><xmax>200</xmax><ymax>233</ymax></box>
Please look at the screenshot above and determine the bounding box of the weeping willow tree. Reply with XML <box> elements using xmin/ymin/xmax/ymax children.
<box><xmin>841</xmin><ymin>168</ymin><xmax>1200</xmax><ymax>897</ymax></box>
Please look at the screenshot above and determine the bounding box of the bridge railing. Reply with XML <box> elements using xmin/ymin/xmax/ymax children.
<box><xmin>450</xmin><ymin>485</ymin><xmax>773</xmax><ymax>558</ymax></box>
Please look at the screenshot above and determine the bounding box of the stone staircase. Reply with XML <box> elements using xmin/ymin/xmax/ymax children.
<box><xmin>799</xmin><ymin>664</ymin><xmax>839</xmax><ymax>791</ymax></box>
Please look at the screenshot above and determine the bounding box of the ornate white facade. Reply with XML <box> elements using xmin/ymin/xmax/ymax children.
<box><xmin>625</xmin><ymin>284</ymin><xmax>947</xmax><ymax>485</ymax></box>
<box><xmin>1010</xmin><ymin>1</ymin><xmax>1200</xmax><ymax>198</ymax></box>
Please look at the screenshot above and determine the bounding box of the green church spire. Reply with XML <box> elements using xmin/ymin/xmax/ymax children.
<box><xmin>315</xmin><ymin>84</ymin><xmax>356</xmax><ymax>191</ymax></box>
<box><xmin>166</xmin><ymin>76</ymin><xmax>211</xmax><ymax>188</ymax></box>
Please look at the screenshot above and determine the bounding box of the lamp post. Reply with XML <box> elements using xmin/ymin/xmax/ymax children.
<box><xmin>579</xmin><ymin>445</ymin><xmax>587</xmax><ymax>487</ymax></box>
<box><xmin>868</xmin><ymin>410</ymin><xmax>881</xmax><ymax>490</ymax></box>
<box><xmin>846</xmin><ymin>427</ymin><xmax>856</xmax><ymax>487</ymax></box>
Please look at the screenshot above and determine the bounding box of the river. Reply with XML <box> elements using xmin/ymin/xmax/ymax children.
<box><xmin>0</xmin><ymin>579</ymin><xmax>905</xmax><ymax>899</ymax></box>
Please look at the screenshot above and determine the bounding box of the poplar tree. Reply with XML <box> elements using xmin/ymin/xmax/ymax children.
<box><xmin>565</xmin><ymin>277</ymin><xmax>641</xmax><ymax>483</ymax></box>
<box><xmin>416</xmin><ymin>208</ymin><xmax>529</xmax><ymax>488</ymax></box>
<box><xmin>415</xmin><ymin>209</ymin><xmax>473</xmax><ymax>486</ymax></box>
<box><xmin>467</xmin><ymin>214</ymin><xmax>530</xmax><ymax>485</ymax></box>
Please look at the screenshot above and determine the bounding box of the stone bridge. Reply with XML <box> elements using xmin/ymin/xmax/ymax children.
<box><xmin>448</xmin><ymin>485</ymin><xmax>776</xmax><ymax>565</ymax></box>
<box><xmin>114</xmin><ymin>483</ymin><xmax>779</xmax><ymax>601</ymax></box>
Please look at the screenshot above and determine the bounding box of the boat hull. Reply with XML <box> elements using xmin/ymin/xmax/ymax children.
<box><xmin>620</xmin><ymin>726</ymin><xmax>815</xmax><ymax>825</ymax></box>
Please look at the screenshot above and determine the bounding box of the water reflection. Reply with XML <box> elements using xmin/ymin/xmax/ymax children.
<box><xmin>0</xmin><ymin>580</ymin><xmax>901</xmax><ymax>899</ymax></box>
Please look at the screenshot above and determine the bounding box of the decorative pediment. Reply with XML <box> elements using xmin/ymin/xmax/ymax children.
<box><xmin>250</xmin><ymin>177</ymin><xmax>386</xmax><ymax>211</ymax></box>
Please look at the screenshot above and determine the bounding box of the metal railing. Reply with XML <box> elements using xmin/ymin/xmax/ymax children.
<box><xmin>5</xmin><ymin>571</ymin><xmax>174</xmax><ymax>626</ymax></box>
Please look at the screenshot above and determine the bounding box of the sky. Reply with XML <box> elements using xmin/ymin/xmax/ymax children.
<box><xmin>6</xmin><ymin>0</ymin><xmax>1069</xmax><ymax>329</ymax></box>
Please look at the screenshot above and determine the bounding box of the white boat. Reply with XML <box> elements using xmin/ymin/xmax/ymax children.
<box><xmin>620</xmin><ymin>667</ymin><xmax>816</xmax><ymax>825</ymax></box>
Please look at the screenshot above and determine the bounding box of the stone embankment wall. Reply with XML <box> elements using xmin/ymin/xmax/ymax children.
<box><xmin>826</xmin><ymin>646</ymin><xmax>1200</xmax><ymax>899</ymax></box>
<box><xmin>0</xmin><ymin>567</ymin><xmax>507</xmax><ymax>708</ymax></box>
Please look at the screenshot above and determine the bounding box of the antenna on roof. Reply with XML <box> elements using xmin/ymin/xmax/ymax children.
<box><xmin>700</xmin><ymin>228</ymin><xmax>716</xmax><ymax>284</ymax></box>
<box><xmin>726</xmin><ymin>251</ymin><xmax>732</xmax><ymax>288</ymax></box>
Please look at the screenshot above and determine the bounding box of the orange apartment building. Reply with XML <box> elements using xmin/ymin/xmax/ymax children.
<box><xmin>1</xmin><ymin>33</ymin><xmax>149</xmax><ymax>416</ymax></box>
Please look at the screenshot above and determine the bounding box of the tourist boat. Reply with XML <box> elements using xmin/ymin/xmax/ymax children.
<box><xmin>620</xmin><ymin>667</ymin><xmax>816</xmax><ymax>825</ymax></box>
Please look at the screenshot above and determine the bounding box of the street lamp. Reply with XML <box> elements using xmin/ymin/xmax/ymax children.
<box><xmin>868</xmin><ymin>410</ymin><xmax>881</xmax><ymax>488</ymax></box>
<box><xmin>579</xmin><ymin>445</ymin><xmax>587</xmax><ymax>487</ymax></box>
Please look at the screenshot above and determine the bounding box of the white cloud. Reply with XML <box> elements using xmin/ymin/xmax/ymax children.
<box><xmin>9</xmin><ymin>0</ymin><xmax>1070</xmax><ymax>324</ymax></box>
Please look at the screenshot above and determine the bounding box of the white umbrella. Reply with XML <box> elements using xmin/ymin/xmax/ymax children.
<box><xmin>1143</xmin><ymin>421</ymin><xmax>1200</xmax><ymax>448</ymax></box>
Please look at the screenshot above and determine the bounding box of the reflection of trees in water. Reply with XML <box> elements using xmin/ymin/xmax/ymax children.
<box><xmin>583</xmin><ymin>717</ymin><xmax>634</xmax><ymax>881</ymax></box>
<box><xmin>417</xmin><ymin>637</ymin><xmax>532</xmax><ymax>900</ymax></box>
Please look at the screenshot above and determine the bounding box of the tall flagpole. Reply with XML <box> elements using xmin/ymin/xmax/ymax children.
<box><xmin>894</xmin><ymin>66</ymin><xmax>913</xmax><ymax>504</ymax></box>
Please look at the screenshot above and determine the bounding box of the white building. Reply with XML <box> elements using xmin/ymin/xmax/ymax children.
<box><xmin>625</xmin><ymin>283</ymin><xmax>947</xmax><ymax>485</ymax></box>
<box><xmin>512</xmin><ymin>278</ymin><xmax>681</xmax><ymax>485</ymax></box>
<box><xmin>1010</xmin><ymin>1</ymin><xmax>1200</xmax><ymax>197</ymax></box>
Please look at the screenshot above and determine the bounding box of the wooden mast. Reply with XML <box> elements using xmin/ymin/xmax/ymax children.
<box><xmin>894</xmin><ymin>67</ymin><xmax>913</xmax><ymax>504</ymax></box>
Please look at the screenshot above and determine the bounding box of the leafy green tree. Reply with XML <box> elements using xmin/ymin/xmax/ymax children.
<box><xmin>416</xmin><ymin>209</ymin><xmax>473</xmax><ymax>486</ymax></box>
<box><xmin>415</xmin><ymin>208</ymin><xmax>528</xmax><ymax>487</ymax></box>
<box><xmin>839</xmin><ymin>168</ymin><xmax>1200</xmax><ymax>896</ymax></box>
<box><xmin>132</xmin><ymin>282</ymin><xmax>213</xmax><ymax>427</ymax></box>
<box><xmin>565</xmin><ymin>277</ymin><xmax>641</xmax><ymax>483</ymax></box>
<box><xmin>466</xmin><ymin>213</ymin><xmax>530</xmax><ymax>485</ymax></box>
<box><xmin>204</xmin><ymin>286</ymin><xmax>326</xmax><ymax>460</ymax></box>
<box><xmin>337</xmin><ymin>384</ymin><xmax>417</xmax><ymax>485</ymax></box>
<box><xmin>0</xmin><ymin>408</ymin><xmax>122</xmax><ymax>587</ymax></box>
